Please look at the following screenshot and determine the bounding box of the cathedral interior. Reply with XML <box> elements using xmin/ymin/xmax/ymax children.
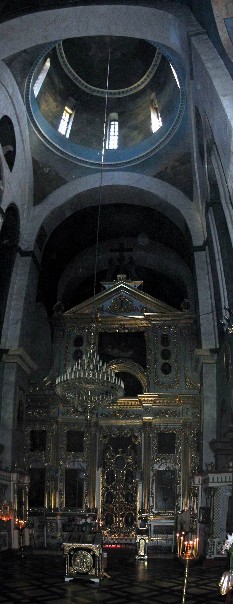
<box><xmin>0</xmin><ymin>0</ymin><xmax>233</xmax><ymax>601</ymax></box>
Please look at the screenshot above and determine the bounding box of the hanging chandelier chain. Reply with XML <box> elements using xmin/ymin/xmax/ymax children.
<box><xmin>93</xmin><ymin>45</ymin><xmax>111</xmax><ymax>306</ymax></box>
<box><xmin>55</xmin><ymin>45</ymin><xmax>124</xmax><ymax>417</ymax></box>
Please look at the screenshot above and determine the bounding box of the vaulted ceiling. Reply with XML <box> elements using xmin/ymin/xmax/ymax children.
<box><xmin>2</xmin><ymin>0</ymin><xmax>230</xmax><ymax>316</ymax></box>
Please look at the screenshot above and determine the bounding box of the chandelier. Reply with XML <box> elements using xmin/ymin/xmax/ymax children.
<box><xmin>56</xmin><ymin>327</ymin><xmax>124</xmax><ymax>416</ymax></box>
<box><xmin>55</xmin><ymin>45</ymin><xmax>124</xmax><ymax>417</ymax></box>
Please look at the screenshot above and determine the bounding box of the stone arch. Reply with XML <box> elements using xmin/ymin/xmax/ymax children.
<box><xmin>25</xmin><ymin>173</ymin><xmax>204</xmax><ymax>253</ymax></box>
<box><xmin>0</xmin><ymin>60</ymin><xmax>33</xmax><ymax>228</ymax></box>
<box><xmin>0</xmin><ymin>5</ymin><xmax>200</xmax><ymax>62</ymax></box>
<box><xmin>57</xmin><ymin>238</ymin><xmax>195</xmax><ymax>310</ymax></box>
<box><xmin>108</xmin><ymin>360</ymin><xmax>147</xmax><ymax>394</ymax></box>
<box><xmin>210</xmin><ymin>0</ymin><xmax>233</xmax><ymax>62</ymax></box>
<box><xmin>205</xmin><ymin>126</ymin><xmax>233</xmax><ymax>328</ymax></box>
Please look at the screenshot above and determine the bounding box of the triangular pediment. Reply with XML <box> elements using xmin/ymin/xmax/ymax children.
<box><xmin>64</xmin><ymin>276</ymin><xmax>185</xmax><ymax>319</ymax></box>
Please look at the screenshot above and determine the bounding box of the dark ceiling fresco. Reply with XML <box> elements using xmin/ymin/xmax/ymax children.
<box><xmin>28</xmin><ymin>37</ymin><xmax>183</xmax><ymax>168</ymax></box>
<box><xmin>62</xmin><ymin>37</ymin><xmax>156</xmax><ymax>90</ymax></box>
<box><xmin>38</xmin><ymin>203</ymin><xmax>193</xmax><ymax>314</ymax></box>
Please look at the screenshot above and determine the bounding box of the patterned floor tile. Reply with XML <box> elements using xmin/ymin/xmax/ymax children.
<box><xmin>0</xmin><ymin>549</ymin><xmax>228</xmax><ymax>604</ymax></box>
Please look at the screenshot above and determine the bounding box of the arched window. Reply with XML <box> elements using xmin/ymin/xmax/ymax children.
<box><xmin>33</xmin><ymin>58</ymin><xmax>50</xmax><ymax>98</ymax></box>
<box><xmin>58</xmin><ymin>98</ymin><xmax>76</xmax><ymax>138</ymax></box>
<box><xmin>0</xmin><ymin>115</ymin><xmax>16</xmax><ymax>171</ymax></box>
<box><xmin>150</xmin><ymin>94</ymin><xmax>162</xmax><ymax>134</ymax></box>
<box><xmin>106</xmin><ymin>113</ymin><xmax>118</xmax><ymax>149</ymax></box>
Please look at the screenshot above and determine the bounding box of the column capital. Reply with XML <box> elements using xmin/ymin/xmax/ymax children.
<box><xmin>2</xmin><ymin>348</ymin><xmax>37</xmax><ymax>374</ymax></box>
<box><xmin>194</xmin><ymin>348</ymin><xmax>217</xmax><ymax>373</ymax></box>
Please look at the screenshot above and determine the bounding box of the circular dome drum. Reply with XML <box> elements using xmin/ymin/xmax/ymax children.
<box><xmin>27</xmin><ymin>36</ymin><xmax>185</xmax><ymax>168</ymax></box>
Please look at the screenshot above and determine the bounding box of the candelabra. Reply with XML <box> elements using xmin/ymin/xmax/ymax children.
<box><xmin>176</xmin><ymin>532</ymin><xmax>199</xmax><ymax>604</ymax></box>
<box><xmin>0</xmin><ymin>500</ymin><xmax>13</xmax><ymax>522</ymax></box>
<box><xmin>15</xmin><ymin>518</ymin><xmax>27</xmax><ymax>558</ymax></box>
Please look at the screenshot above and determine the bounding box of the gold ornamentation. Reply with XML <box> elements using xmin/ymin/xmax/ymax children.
<box><xmin>108</xmin><ymin>360</ymin><xmax>148</xmax><ymax>392</ymax></box>
<box><xmin>72</xmin><ymin>550</ymin><xmax>93</xmax><ymax>573</ymax></box>
<box><xmin>107</xmin><ymin>295</ymin><xmax>137</xmax><ymax>314</ymax></box>
<box><xmin>185</xmin><ymin>370</ymin><xmax>200</xmax><ymax>390</ymax></box>
<box><xmin>101</xmin><ymin>431</ymin><xmax>138</xmax><ymax>535</ymax></box>
<box><xmin>153</xmin><ymin>326</ymin><xmax>180</xmax><ymax>389</ymax></box>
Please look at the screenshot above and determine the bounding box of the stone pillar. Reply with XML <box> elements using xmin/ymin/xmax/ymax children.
<box><xmin>142</xmin><ymin>419</ymin><xmax>152</xmax><ymax>512</ymax></box>
<box><xmin>195</xmin><ymin>349</ymin><xmax>217</xmax><ymax>468</ymax></box>
<box><xmin>181</xmin><ymin>431</ymin><xmax>191</xmax><ymax>510</ymax></box>
<box><xmin>1</xmin><ymin>254</ymin><xmax>39</xmax><ymax>352</ymax></box>
<box><xmin>0</xmin><ymin>249</ymin><xmax>38</xmax><ymax>471</ymax></box>
<box><xmin>0</xmin><ymin>350</ymin><xmax>37</xmax><ymax>470</ymax></box>
<box><xmin>194</xmin><ymin>248</ymin><xmax>218</xmax><ymax>349</ymax></box>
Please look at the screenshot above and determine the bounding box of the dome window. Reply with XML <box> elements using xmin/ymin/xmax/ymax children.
<box><xmin>106</xmin><ymin>113</ymin><xmax>118</xmax><ymax>149</ymax></box>
<box><xmin>150</xmin><ymin>94</ymin><xmax>162</xmax><ymax>134</ymax></box>
<box><xmin>58</xmin><ymin>98</ymin><xmax>76</xmax><ymax>138</ymax></box>
<box><xmin>169</xmin><ymin>63</ymin><xmax>180</xmax><ymax>88</ymax></box>
<box><xmin>33</xmin><ymin>58</ymin><xmax>50</xmax><ymax>98</ymax></box>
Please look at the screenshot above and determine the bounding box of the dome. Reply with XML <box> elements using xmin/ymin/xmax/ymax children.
<box><xmin>27</xmin><ymin>36</ymin><xmax>185</xmax><ymax>167</ymax></box>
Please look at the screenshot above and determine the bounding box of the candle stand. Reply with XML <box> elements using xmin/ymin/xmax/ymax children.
<box><xmin>15</xmin><ymin>518</ymin><xmax>27</xmax><ymax>558</ymax></box>
<box><xmin>176</xmin><ymin>532</ymin><xmax>199</xmax><ymax>604</ymax></box>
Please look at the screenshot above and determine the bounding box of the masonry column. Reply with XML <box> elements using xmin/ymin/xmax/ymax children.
<box><xmin>0</xmin><ymin>252</ymin><xmax>38</xmax><ymax>470</ymax></box>
<box><xmin>181</xmin><ymin>429</ymin><xmax>191</xmax><ymax>510</ymax></box>
<box><xmin>195</xmin><ymin>349</ymin><xmax>217</xmax><ymax>468</ymax></box>
<box><xmin>194</xmin><ymin>247</ymin><xmax>218</xmax><ymax>350</ymax></box>
<box><xmin>142</xmin><ymin>418</ymin><xmax>152</xmax><ymax>512</ymax></box>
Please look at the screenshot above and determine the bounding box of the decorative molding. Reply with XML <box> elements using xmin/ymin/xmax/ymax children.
<box><xmin>194</xmin><ymin>348</ymin><xmax>217</xmax><ymax>373</ymax></box>
<box><xmin>57</xmin><ymin>41</ymin><xmax>162</xmax><ymax>98</ymax></box>
<box><xmin>2</xmin><ymin>348</ymin><xmax>37</xmax><ymax>374</ymax></box>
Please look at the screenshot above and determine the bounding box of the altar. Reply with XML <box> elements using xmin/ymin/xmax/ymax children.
<box><xmin>63</xmin><ymin>532</ymin><xmax>103</xmax><ymax>583</ymax></box>
<box><xmin>148</xmin><ymin>514</ymin><xmax>175</xmax><ymax>551</ymax></box>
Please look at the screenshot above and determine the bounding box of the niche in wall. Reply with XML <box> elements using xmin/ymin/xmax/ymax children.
<box><xmin>0</xmin><ymin>115</ymin><xmax>16</xmax><ymax>171</ymax></box>
<box><xmin>65</xmin><ymin>469</ymin><xmax>84</xmax><ymax>508</ymax></box>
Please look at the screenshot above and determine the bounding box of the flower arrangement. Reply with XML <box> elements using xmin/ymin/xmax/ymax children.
<box><xmin>222</xmin><ymin>534</ymin><xmax>233</xmax><ymax>556</ymax></box>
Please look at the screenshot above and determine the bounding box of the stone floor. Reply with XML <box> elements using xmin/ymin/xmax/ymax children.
<box><xmin>0</xmin><ymin>547</ymin><xmax>228</xmax><ymax>603</ymax></box>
